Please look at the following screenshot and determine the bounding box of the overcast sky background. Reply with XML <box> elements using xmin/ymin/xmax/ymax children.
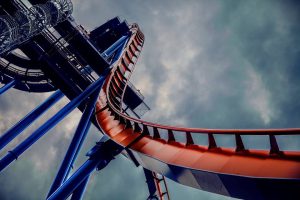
<box><xmin>0</xmin><ymin>0</ymin><xmax>300</xmax><ymax>199</ymax></box>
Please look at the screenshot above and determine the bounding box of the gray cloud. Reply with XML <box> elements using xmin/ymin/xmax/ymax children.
<box><xmin>1</xmin><ymin>0</ymin><xmax>300</xmax><ymax>199</ymax></box>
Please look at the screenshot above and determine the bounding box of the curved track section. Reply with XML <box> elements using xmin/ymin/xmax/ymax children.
<box><xmin>0</xmin><ymin>50</ymin><xmax>55</xmax><ymax>92</ymax></box>
<box><xmin>95</xmin><ymin>25</ymin><xmax>300</xmax><ymax>199</ymax></box>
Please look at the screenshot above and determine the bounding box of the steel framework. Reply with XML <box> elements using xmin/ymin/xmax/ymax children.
<box><xmin>0</xmin><ymin>0</ymin><xmax>299</xmax><ymax>200</ymax></box>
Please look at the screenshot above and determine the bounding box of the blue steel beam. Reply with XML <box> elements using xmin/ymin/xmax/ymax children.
<box><xmin>110</xmin><ymin>36</ymin><xmax>130</xmax><ymax>64</ymax></box>
<box><xmin>61</xmin><ymin>102</ymin><xmax>98</xmax><ymax>183</ymax></box>
<box><xmin>0</xmin><ymin>90</ymin><xmax>64</xmax><ymax>150</ymax></box>
<box><xmin>143</xmin><ymin>168</ymin><xmax>158</xmax><ymax>199</ymax></box>
<box><xmin>0</xmin><ymin>73</ymin><xmax>108</xmax><ymax>172</ymax></box>
<box><xmin>47</xmin><ymin>157</ymin><xmax>99</xmax><ymax>200</ymax></box>
<box><xmin>0</xmin><ymin>80</ymin><xmax>16</xmax><ymax>95</ymax></box>
<box><xmin>47</xmin><ymin>137</ymin><xmax>123</xmax><ymax>200</ymax></box>
<box><xmin>47</xmin><ymin>87</ymin><xmax>101</xmax><ymax>197</ymax></box>
<box><xmin>102</xmin><ymin>35</ymin><xmax>129</xmax><ymax>59</ymax></box>
<box><xmin>70</xmin><ymin>176</ymin><xmax>90</xmax><ymax>200</ymax></box>
<box><xmin>61</xmin><ymin>126</ymin><xmax>92</xmax><ymax>184</ymax></box>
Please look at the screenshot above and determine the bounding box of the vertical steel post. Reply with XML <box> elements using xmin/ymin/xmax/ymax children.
<box><xmin>0</xmin><ymin>75</ymin><xmax>107</xmax><ymax>172</ymax></box>
<box><xmin>47</xmin><ymin>87</ymin><xmax>100</xmax><ymax>197</ymax></box>
<box><xmin>0</xmin><ymin>90</ymin><xmax>64</xmax><ymax>150</ymax></box>
<box><xmin>70</xmin><ymin>175</ymin><xmax>90</xmax><ymax>200</ymax></box>
<box><xmin>0</xmin><ymin>80</ymin><xmax>16</xmax><ymax>95</ymax></box>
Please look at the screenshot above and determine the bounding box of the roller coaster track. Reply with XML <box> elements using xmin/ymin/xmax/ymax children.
<box><xmin>95</xmin><ymin>24</ymin><xmax>300</xmax><ymax>199</ymax></box>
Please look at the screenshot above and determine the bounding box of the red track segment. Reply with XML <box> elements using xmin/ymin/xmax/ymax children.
<box><xmin>95</xmin><ymin>24</ymin><xmax>300</xmax><ymax>199</ymax></box>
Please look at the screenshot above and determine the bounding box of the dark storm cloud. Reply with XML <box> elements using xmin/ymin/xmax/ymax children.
<box><xmin>0</xmin><ymin>0</ymin><xmax>300</xmax><ymax>199</ymax></box>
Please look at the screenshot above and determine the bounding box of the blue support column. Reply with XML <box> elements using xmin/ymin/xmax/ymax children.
<box><xmin>102</xmin><ymin>35</ymin><xmax>129</xmax><ymax>59</ymax></box>
<box><xmin>47</xmin><ymin>87</ymin><xmax>101</xmax><ymax>197</ymax></box>
<box><xmin>47</xmin><ymin>158</ymin><xmax>99</xmax><ymax>200</ymax></box>
<box><xmin>111</xmin><ymin>36</ymin><xmax>130</xmax><ymax>64</ymax></box>
<box><xmin>47</xmin><ymin>137</ymin><xmax>122</xmax><ymax>200</ymax></box>
<box><xmin>0</xmin><ymin>74</ymin><xmax>107</xmax><ymax>172</ymax></box>
<box><xmin>0</xmin><ymin>90</ymin><xmax>64</xmax><ymax>150</ymax></box>
<box><xmin>0</xmin><ymin>80</ymin><xmax>16</xmax><ymax>95</ymax></box>
<box><xmin>70</xmin><ymin>175</ymin><xmax>90</xmax><ymax>200</ymax></box>
<box><xmin>143</xmin><ymin>168</ymin><xmax>158</xmax><ymax>199</ymax></box>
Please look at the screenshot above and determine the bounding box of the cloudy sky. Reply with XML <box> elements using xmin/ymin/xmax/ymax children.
<box><xmin>1</xmin><ymin>0</ymin><xmax>300</xmax><ymax>199</ymax></box>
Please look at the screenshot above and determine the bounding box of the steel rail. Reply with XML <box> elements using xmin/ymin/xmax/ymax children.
<box><xmin>94</xmin><ymin>23</ymin><xmax>300</xmax><ymax>200</ymax></box>
<box><xmin>99</xmin><ymin>24</ymin><xmax>300</xmax><ymax>159</ymax></box>
<box><xmin>104</xmin><ymin>26</ymin><xmax>300</xmax><ymax>137</ymax></box>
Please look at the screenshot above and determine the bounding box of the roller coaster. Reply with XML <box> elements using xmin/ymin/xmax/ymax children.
<box><xmin>0</xmin><ymin>0</ymin><xmax>299</xmax><ymax>199</ymax></box>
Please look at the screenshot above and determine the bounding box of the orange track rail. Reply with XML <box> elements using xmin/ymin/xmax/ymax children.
<box><xmin>152</xmin><ymin>172</ymin><xmax>170</xmax><ymax>200</ymax></box>
<box><xmin>94</xmin><ymin>24</ymin><xmax>300</xmax><ymax>199</ymax></box>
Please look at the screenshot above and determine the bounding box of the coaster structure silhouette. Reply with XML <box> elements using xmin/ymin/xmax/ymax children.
<box><xmin>0</xmin><ymin>0</ymin><xmax>299</xmax><ymax>199</ymax></box>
